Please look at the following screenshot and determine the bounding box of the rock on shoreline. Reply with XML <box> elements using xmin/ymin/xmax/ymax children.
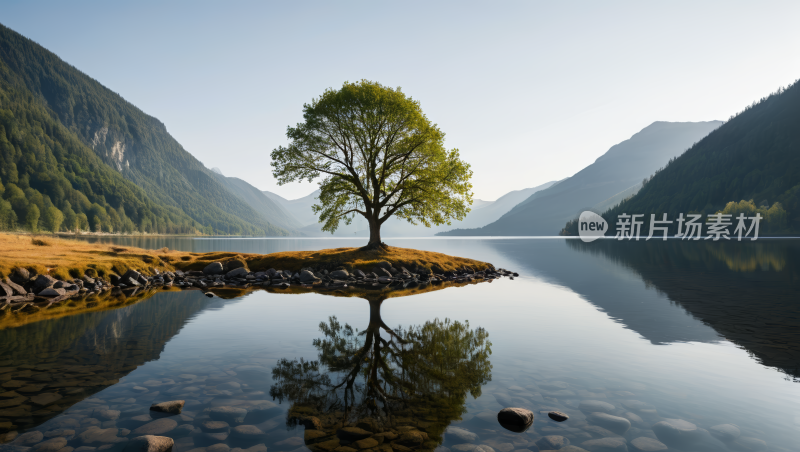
<box><xmin>0</xmin><ymin>261</ymin><xmax>518</xmax><ymax>316</ymax></box>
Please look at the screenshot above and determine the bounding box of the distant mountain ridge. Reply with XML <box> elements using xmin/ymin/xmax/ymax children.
<box><xmin>211</xmin><ymin>173</ymin><xmax>301</xmax><ymax>231</ymax></box>
<box><xmin>570</xmin><ymin>80</ymin><xmax>800</xmax><ymax>235</ymax></box>
<box><xmin>0</xmin><ymin>23</ymin><xmax>289</xmax><ymax>235</ymax></box>
<box><xmin>439</xmin><ymin>120</ymin><xmax>723</xmax><ymax>236</ymax></box>
<box><xmin>264</xmin><ymin>180</ymin><xmax>558</xmax><ymax>236</ymax></box>
<box><xmin>263</xmin><ymin>190</ymin><xmax>320</xmax><ymax>228</ymax></box>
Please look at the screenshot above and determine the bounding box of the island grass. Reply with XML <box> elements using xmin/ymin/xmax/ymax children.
<box><xmin>0</xmin><ymin>233</ymin><xmax>175</xmax><ymax>280</ymax></box>
<box><xmin>0</xmin><ymin>233</ymin><xmax>492</xmax><ymax>280</ymax></box>
<box><xmin>172</xmin><ymin>246</ymin><xmax>492</xmax><ymax>274</ymax></box>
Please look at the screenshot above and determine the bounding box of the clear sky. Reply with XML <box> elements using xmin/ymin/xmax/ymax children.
<box><xmin>3</xmin><ymin>1</ymin><xmax>799</xmax><ymax>200</ymax></box>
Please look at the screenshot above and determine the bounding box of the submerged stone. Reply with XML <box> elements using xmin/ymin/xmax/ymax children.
<box><xmin>445</xmin><ymin>426</ymin><xmax>477</xmax><ymax>443</ymax></box>
<box><xmin>150</xmin><ymin>400</ymin><xmax>185</xmax><ymax>415</ymax></box>
<box><xmin>133</xmin><ymin>418</ymin><xmax>178</xmax><ymax>436</ymax></box>
<box><xmin>207</xmin><ymin>406</ymin><xmax>247</xmax><ymax>424</ymax></box>
<box><xmin>651</xmin><ymin>419</ymin><xmax>703</xmax><ymax>448</ymax></box>
<box><xmin>630</xmin><ymin>437</ymin><xmax>667</xmax><ymax>452</ymax></box>
<box><xmin>581</xmin><ymin>437</ymin><xmax>628</xmax><ymax>452</ymax></box>
<box><xmin>578</xmin><ymin>400</ymin><xmax>615</xmax><ymax>414</ymax></box>
<box><xmin>31</xmin><ymin>437</ymin><xmax>68</xmax><ymax>452</ymax></box>
<box><xmin>709</xmin><ymin>424</ymin><xmax>740</xmax><ymax>442</ymax></box>
<box><xmin>586</xmin><ymin>412</ymin><xmax>630</xmax><ymax>435</ymax></box>
<box><xmin>536</xmin><ymin>436</ymin><xmax>570</xmax><ymax>450</ymax></box>
<box><xmin>123</xmin><ymin>435</ymin><xmax>174</xmax><ymax>452</ymax></box>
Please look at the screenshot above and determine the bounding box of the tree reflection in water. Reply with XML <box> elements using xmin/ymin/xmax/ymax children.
<box><xmin>269</xmin><ymin>296</ymin><xmax>492</xmax><ymax>452</ymax></box>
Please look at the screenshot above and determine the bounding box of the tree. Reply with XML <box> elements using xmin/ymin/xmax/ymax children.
<box><xmin>74</xmin><ymin>213</ymin><xmax>87</xmax><ymax>231</ymax></box>
<box><xmin>26</xmin><ymin>203</ymin><xmax>40</xmax><ymax>231</ymax></box>
<box><xmin>63</xmin><ymin>204</ymin><xmax>77</xmax><ymax>232</ymax></box>
<box><xmin>0</xmin><ymin>199</ymin><xmax>16</xmax><ymax>229</ymax></box>
<box><xmin>43</xmin><ymin>206</ymin><xmax>64</xmax><ymax>232</ymax></box>
<box><xmin>271</xmin><ymin>80</ymin><xmax>473</xmax><ymax>248</ymax></box>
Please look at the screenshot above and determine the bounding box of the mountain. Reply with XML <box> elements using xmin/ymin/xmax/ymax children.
<box><xmin>439</xmin><ymin>120</ymin><xmax>723</xmax><ymax>236</ymax></box>
<box><xmin>265</xmin><ymin>180</ymin><xmax>557</xmax><ymax>236</ymax></box>
<box><xmin>263</xmin><ymin>189</ymin><xmax>320</xmax><ymax>227</ymax></box>
<box><xmin>0</xmin><ymin>23</ymin><xmax>289</xmax><ymax>235</ymax></box>
<box><xmin>211</xmin><ymin>173</ymin><xmax>301</xmax><ymax>231</ymax></box>
<box><xmin>0</xmin><ymin>290</ymin><xmax>222</xmax><ymax>431</ymax></box>
<box><xmin>457</xmin><ymin>180</ymin><xmax>559</xmax><ymax>230</ymax></box>
<box><xmin>564</xmin><ymin>80</ymin><xmax>800</xmax><ymax>235</ymax></box>
<box><xmin>0</xmin><ymin>80</ymin><xmax>199</xmax><ymax>233</ymax></box>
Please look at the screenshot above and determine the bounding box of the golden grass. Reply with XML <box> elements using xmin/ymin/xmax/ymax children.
<box><xmin>0</xmin><ymin>233</ymin><xmax>174</xmax><ymax>280</ymax></box>
<box><xmin>174</xmin><ymin>246</ymin><xmax>491</xmax><ymax>274</ymax></box>
<box><xmin>0</xmin><ymin>233</ymin><xmax>492</xmax><ymax>281</ymax></box>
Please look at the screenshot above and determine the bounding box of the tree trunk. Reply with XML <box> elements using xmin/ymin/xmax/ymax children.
<box><xmin>368</xmin><ymin>299</ymin><xmax>384</xmax><ymax>328</ymax></box>
<box><xmin>365</xmin><ymin>215</ymin><xmax>384</xmax><ymax>249</ymax></box>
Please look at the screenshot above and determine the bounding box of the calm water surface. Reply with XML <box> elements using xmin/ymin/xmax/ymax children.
<box><xmin>1</xmin><ymin>238</ymin><xmax>798</xmax><ymax>452</ymax></box>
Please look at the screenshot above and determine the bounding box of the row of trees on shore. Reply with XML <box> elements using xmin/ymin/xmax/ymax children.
<box><xmin>0</xmin><ymin>85</ymin><xmax>205</xmax><ymax>235</ymax></box>
<box><xmin>0</xmin><ymin>178</ymin><xmax>205</xmax><ymax>234</ymax></box>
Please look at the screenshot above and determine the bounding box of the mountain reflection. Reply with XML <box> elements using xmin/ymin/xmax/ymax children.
<box><xmin>0</xmin><ymin>291</ymin><xmax>220</xmax><ymax>432</ymax></box>
<box><xmin>269</xmin><ymin>296</ymin><xmax>492</xmax><ymax>452</ymax></box>
<box><xmin>566</xmin><ymin>239</ymin><xmax>800</xmax><ymax>380</ymax></box>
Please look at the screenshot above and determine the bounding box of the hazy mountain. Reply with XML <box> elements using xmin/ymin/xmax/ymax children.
<box><xmin>212</xmin><ymin>174</ymin><xmax>302</xmax><ymax>231</ymax></box>
<box><xmin>439</xmin><ymin>120</ymin><xmax>723</xmax><ymax>236</ymax></box>
<box><xmin>262</xmin><ymin>190</ymin><xmax>320</xmax><ymax>227</ymax></box>
<box><xmin>570</xmin><ymin>80</ymin><xmax>800</xmax><ymax>235</ymax></box>
<box><xmin>0</xmin><ymin>24</ymin><xmax>289</xmax><ymax>235</ymax></box>
<box><xmin>459</xmin><ymin>180</ymin><xmax>559</xmax><ymax>229</ymax></box>
<box><xmin>266</xmin><ymin>180</ymin><xmax>557</xmax><ymax>237</ymax></box>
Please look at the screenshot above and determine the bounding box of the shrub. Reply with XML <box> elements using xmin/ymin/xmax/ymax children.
<box><xmin>31</xmin><ymin>237</ymin><xmax>50</xmax><ymax>246</ymax></box>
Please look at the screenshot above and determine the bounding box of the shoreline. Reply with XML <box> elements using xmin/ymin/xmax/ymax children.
<box><xmin>0</xmin><ymin>233</ymin><xmax>517</xmax><ymax>326</ymax></box>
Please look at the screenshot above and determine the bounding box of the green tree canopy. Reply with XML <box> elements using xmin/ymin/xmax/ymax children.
<box><xmin>26</xmin><ymin>203</ymin><xmax>39</xmax><ymax>231</ymax></box>
<box><xmin>43</xmin><ymin>206</ymin><xmax>64</xmax><ymax>232</ymax></box>
<box><xmin>271</xmin><ymin>80</ymin><xmax>473</xmax><ymax>248</ymax></box>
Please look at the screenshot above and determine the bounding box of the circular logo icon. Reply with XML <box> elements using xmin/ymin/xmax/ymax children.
<box><xmin>578</xmin><ymin>211</ymin><xmax>608</xmax><ymax>242</ymax></box>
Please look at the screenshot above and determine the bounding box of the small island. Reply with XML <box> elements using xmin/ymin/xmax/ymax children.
<box><xmin>0</xmin><ymin>233</ymin><xmax>517</xmax><ymax>326</ymax></box>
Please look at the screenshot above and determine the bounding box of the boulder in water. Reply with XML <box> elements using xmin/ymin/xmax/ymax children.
<box><xmin>497</xmin><ymin>407</ymin><xmax>534</xmax><ymax>433</ymax></box>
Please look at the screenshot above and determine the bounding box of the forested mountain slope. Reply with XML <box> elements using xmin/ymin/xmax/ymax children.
<box><xmin>439</xmin><ymin>121</ymin><xmax>722</xmax><ymax>236</ymax></box>
<box><xmin>0</xmin><ymin>78</ymin><xmax>199</xmax><ymax>233</ymax></box>
<box><xmin>563</xmin><ymin>80</ymin><xmax>800</xmax><ymax>235</ymax></box>
<box><xmin>0</xmin><ymin>23</ymin><xmax>288</xmax><ymax>235</ymax></box>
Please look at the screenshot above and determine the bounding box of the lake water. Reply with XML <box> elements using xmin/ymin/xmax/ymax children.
<box><xmin>1</xmin><ymin>237</ymin><xmax>798</xmax><ymax>452</ymax></box>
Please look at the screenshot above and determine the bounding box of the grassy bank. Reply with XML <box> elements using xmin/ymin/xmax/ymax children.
<box><xmin>0</xmin><ymin>233</ymin><xmax>492</xmax><ymax>280</ymax></box>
